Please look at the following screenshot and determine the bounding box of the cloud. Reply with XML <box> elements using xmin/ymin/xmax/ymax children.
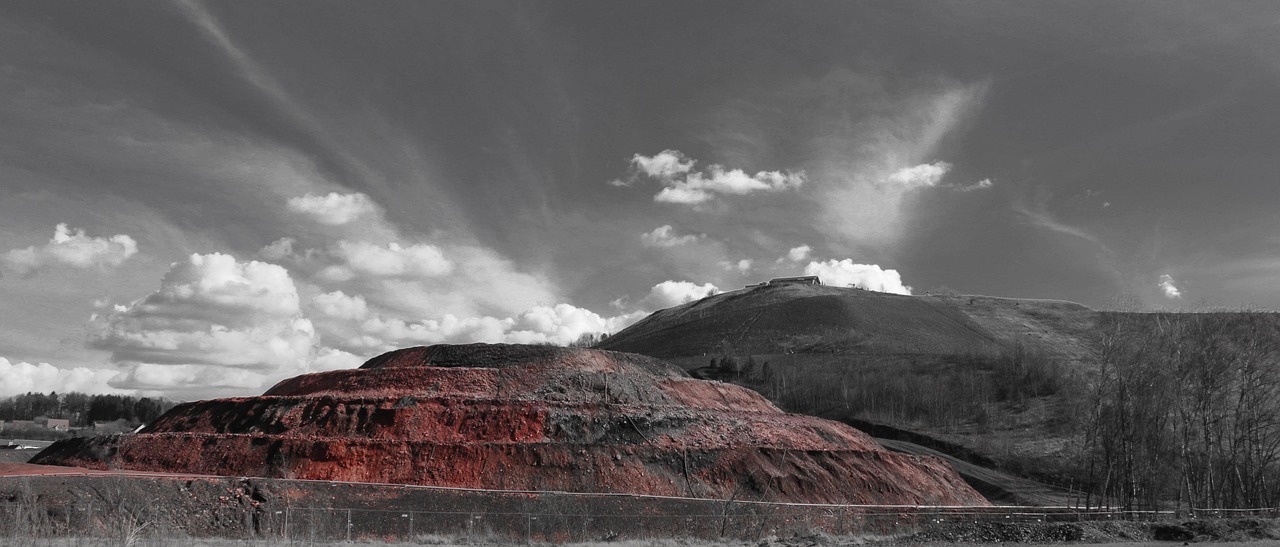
<box><xmin>1</xmin><ymin>224</ymin><xmax>138</xmax><ymax>276</ymax></box>
<box><xmin>1012</xmin><ymin>199</ymin><xmax>1112</xmax><ymax>253</ymax></box>
<box><xmin>617</xmin><ymin>149</ymin><xmax>805</xmax><ymax>206</ymax></box>
<box><xmin>640</xmin><ymin>225</ymin><xmax>703</xmax><ymax>247</ymax></box>
<box><xmin>0</xmin><ymin>358</ymin><xmax>125</xmax><ymax>397</ymax></box>
<box><xmin>508</xmin><ymin>304</ymin><xmax>643</xmax><ymax>345</ymax></box>
<box><xmin>792</xmin><ymin>71</ymin><xmax>989</xmax><ymax>249</ymax></box>
<box><xmin>721</xmin><ymin>259</ymin><xmax>753</xmax><ymax>273</ymax></box>
<box><xmin>641</xmin><ymin>280</ymin><xmax>721</xmax><ymax>309</ymax></box>
<box><xmin>885</xmin><ymin>161</ymin><xmax>952</xmax><ymax>190</ymax></box>
<box><xmin>318</xmin><ymin>302</ymin><xmax>645</xmax><ymax>354</ymax></box>
<box><xmin>318</xmin><ymin>240</ymin><xmax>453</xmax><ymax>282</ymax></box>
<box><xmin>312</xmin><ymin>290</ymin><xmax>368</xmax><ymax>320</ymax></box>
<box><xmin>1159</xmin><ymin>274</ymin><xmax>1183</xmax><ymax>299</ymax></box>
<box><xmin>286</xmin><ymin>192</ymin><xmax>378</xmax><ymax>225</ymax></box>
<box><xmin>804</xmin><ymin>259</ymin><xmax>912</xmax><ymax>295</ymax></box>
<box><xmin>258</xmin><ymin>237</ymin><xmax>297</xmax><ymax>261</ymax></box>
<box><xmin>787</xmin><ymin>245</ymin><xmax>812</xmax><ymax>262</ymax></box>
<box><xmin>632</xmin><ymin>149</ymin><xmax>696</xmax><ymax>179</ymax></box>
<box><xmin>958</xmin><ymin>178</ymin><xmax>994</xmax><ymax>192</ymax></box>
<box><xmin>91</xmin><ymin>253</ymin><xmax>315</xmax><ymax>371</ymax></box>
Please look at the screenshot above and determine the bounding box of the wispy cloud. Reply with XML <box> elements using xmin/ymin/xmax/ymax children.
<box><xmin>640</xmin><ymin>225</ymin><xmax>704</xmax><ymax>247</ymax></box>
<box><xmin>1159</xmin><ymin>274</ymin><xmax>1183</xmax><ymax>299</ymax></box>
<box><xmin>287</xmin><ymin>192</ymin><xmax>378</xmax><ymax>226</ymax></box>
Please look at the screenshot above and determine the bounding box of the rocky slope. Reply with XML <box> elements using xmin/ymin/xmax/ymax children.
<box><xmin>30</xmin><ymin>344</ymin><xmax>987</xmax><ymax>506</ymax></box>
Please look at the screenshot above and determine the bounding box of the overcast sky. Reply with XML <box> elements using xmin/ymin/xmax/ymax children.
<box><xmin>2</xmin><ymin>1</ymin><xmax>1279</xmax><ymax>399</ymax></box>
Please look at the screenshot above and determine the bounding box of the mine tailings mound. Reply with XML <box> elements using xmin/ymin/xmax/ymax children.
<box><xmin>30</xmin><ymin>344</ymin><xmax>987</xmax><ymax>506</ymax></box>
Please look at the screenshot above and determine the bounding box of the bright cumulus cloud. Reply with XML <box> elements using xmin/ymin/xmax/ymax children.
<box><xmin>640</xmin><ymin>225</ymin><xmax>702</xmax><ymax>247</ymax></box>
<box><xmin>804</xmin><ymin>259</ymin><xmax>912</xmax><ymax>295</ymax></box>
<box><xmin>642</xmin><ymin>280</ymin><xmax>721</xmax><ymax>309</ymax></box>
<box><xmin>1159</xmin><ymin>274</ymin><xmax>1183</xmax><ymax>299</ymax></box>
<box><xmin>618</xmin><ymin>149</ymin><xmax>805</xmax><ymax>205</ymax></box>
<box><xmin>0</xmin><ymin>357</ymin><xmax>124</xmax><ymax>397</ymax></box>
<box><xmin>1</xmin><ymin>223</ymin><xmax>137</xmax><ymax>276</ymax></box>
<box><xmin>286</xmin><ymin>192</ymin><xmax>378</xmax><ymax>225</ymax></box>
<box><xmin>89</xmin><ymin>252</ymin><xmax>328</xmax><ymax>392</ymax></box>
<box><xmin>885</xmin><ymin>161</ymin><xmax>952</xmax><ymax>190</ymax></box>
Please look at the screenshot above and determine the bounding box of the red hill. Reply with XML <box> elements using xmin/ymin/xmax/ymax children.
<box><xmin>31</xmin><ymin>344</ymin><xmax>987</xmax><ymax>506</ymax></box>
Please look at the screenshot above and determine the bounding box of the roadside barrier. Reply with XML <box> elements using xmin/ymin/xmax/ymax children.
<box><xmin>0</xmin><ymin>496</ymin><xmax>1183</xmax><ymax>544</ymax></box>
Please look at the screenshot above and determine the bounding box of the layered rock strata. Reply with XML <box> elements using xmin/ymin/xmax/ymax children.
<box><xmin>33</xmin><ymin>344</ymin><xmax>987</xmax><ymax>506</ymax></box>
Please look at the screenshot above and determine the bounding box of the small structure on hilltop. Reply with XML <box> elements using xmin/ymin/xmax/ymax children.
<box><xmin>768</xmin><ymin>275</ymin><xmax>821</xmax><ymax>286</ymax></box>
<box><xmin>32</xmin><ymin>343</ymin><xmax>986</xmax><ymax>507</ymax></box>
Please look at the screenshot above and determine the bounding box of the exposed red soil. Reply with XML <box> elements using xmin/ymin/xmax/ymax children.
<box><xmin>30</xmin><ymin>344</ymin><xmax>988</xmax><ymax>506</ymax></box>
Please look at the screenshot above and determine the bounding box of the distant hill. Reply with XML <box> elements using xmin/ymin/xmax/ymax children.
<box><xmin>600</xmin><ymin>283</ymin><xmax>1100</xmax><ymax>363</ymax></box>
<box><xmin>597</xmin><ymin>283</ymin><xmax>1280</xmax><ymax>508</ymax></box>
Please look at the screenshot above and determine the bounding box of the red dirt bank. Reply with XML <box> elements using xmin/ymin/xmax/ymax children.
<box><xmin>31</xmin><ymin>344</ymin><xmax>987</xmax><ymax>506</ymax></box>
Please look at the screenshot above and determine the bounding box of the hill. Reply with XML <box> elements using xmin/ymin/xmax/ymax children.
<box><xmin>31</xmin><ymin>344</ymin><xmax>986</xmax><ymax>506</ymax></box>
<box><xmin>602</xmin><ymin>283</ymin><xmax>1098</xmax><ymax>361</ymax></box>
<box><xmin>597</xmin><ymin>283</ymin><xmax>1280</xmax><ymax>509</ymax></box>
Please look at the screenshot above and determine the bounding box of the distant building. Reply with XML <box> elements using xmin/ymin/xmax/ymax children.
<box><xmin>5</xmin><ymin>420</ymin><xmax>35</xmax><ymax>430</ymax></box>
<box><xmin>44</xmin><ymin>419</ymin><xmax>70</xmax><ymax>431</ymax></box>
<box><xmin>767</xmin><ymin>275</ymin><xmax>822</xmax><ymax>286</ymax></box>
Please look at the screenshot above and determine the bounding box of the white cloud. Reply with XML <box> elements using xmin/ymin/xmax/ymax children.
<box><xmin>620</xmin><ymin>149</ymin><xmax>805</xmax><ymax>206</ymax></box>
<box><xmin>91</xmin><ymin>253</ymin><xmax>314</xmax><ymax>370</ymax></box>
<box><xmin>508</xmin><ymin>304</ymin><xmax>640</xmax><ymax>346</ymax></box>
<box><xmin>787</xmin><ymin>245</ymin><xmax>812</xmax><ymax>262</ymax></box>
<box><xmin>885</xmin><ymin>161</ymin><xmax>952</xmax><ymax>190</ymax></box>
<box><xmin>312</xmin><ymin>290</ymin><xmax>368</xmax><ymax>320</ymax></box>
<box><xmin>286</xmin><ymin>192</ymin><xmax>378</xmax><ymax>225</ymax></box>
<box><xmin>640</xmin><ymin>225</ymin><xmax>703</xmax><ymax>247</ymax></box>
<box><xmin>654</xmin><ymin>186</ymin><xmax>715</xmax><ymax>205</ymax></box>
<box><xmin>259</xmin><ymin>237</ymin><xmax>297</xmax><ymax>261</ymax></box>
<box><xmin>0</xmin><ymin>358</ymin><xmax>125</xmax><ymax>397</ymax></box>
<box><xmin>1159</xmin><ymin>274</ymin><xmax>1183</xmax><ymax>299</ymax></box>
<box><xmin>641</xmin><ymin>280</ymin><xmax>721</xmax><ymax>309</ymax></box>
<box><xmin>1</xmin><ymin>223</ymin><xmax>138</xmax><ymax>276</ymax></box>
<box><xmin>320</xmin><ymin>240</ymin><xmax>453</xmax><ymax>281</ymax></box>
<box><xmin>958</xmin><ymin>178</ymin><xmax>994</xmax><ymax>192</ymax></box>
<box><xmin>632</xmin><ymin>149</ymin><xmax>696</xmax><ymax>179</ymax></box>
<box><xmin>804</xmin><ymin>259</ymin><xmax>912</xmax><ymax>295</ymax></box>
<box><xmin>721</xmin><ymin>259</ymin><xmax>753</xmax><ymax>273</ymax></box>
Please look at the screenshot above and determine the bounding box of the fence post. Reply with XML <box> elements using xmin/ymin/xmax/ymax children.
<box><xmin>409</xmin><ymin>511</ymin><xmax>413</xmax><ymax>540</ymax></box>
<box><xmin>346</xmin><ymin>508</ymin><xmax>352</xmax><ymax>541</ymax></box>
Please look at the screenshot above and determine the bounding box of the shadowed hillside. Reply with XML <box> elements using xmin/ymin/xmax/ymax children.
<box><xmin>603</xmin><ymin>283</ymin><xmax>1098</xmax><ymax>362</ymax></box>
<box><xmin>598</xmin><ymin>283</ymin><xmax>1280</xmax><ymax>509</ymax></box>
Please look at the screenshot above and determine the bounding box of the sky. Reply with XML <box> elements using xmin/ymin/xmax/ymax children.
<box><xmin>2</xmin><ymin>1</ymin><xmax>1279</xmax><ymax>399</ymax></box>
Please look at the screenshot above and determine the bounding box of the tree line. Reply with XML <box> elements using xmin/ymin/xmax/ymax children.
<box><xmin>0</xmin><ymin>392</ymin><xmax>176</xmax><ymax>427</ymax></box>
<box><xmin>1082</xmin><ymin>312</ymin><xmax>1280</xmax><ymax>511</ymax></box>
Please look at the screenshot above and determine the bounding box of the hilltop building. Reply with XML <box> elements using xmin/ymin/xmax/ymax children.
<box><xmin>746</xmin><ymin>275</ymin><xmax>823</xmax><ymax>288</ymax></box>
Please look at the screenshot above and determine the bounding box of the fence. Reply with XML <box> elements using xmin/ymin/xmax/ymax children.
<box><xmin>0</xmin><ymin>498</ymin><xmax>1188</xmax><ymax>544</ymax></box>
